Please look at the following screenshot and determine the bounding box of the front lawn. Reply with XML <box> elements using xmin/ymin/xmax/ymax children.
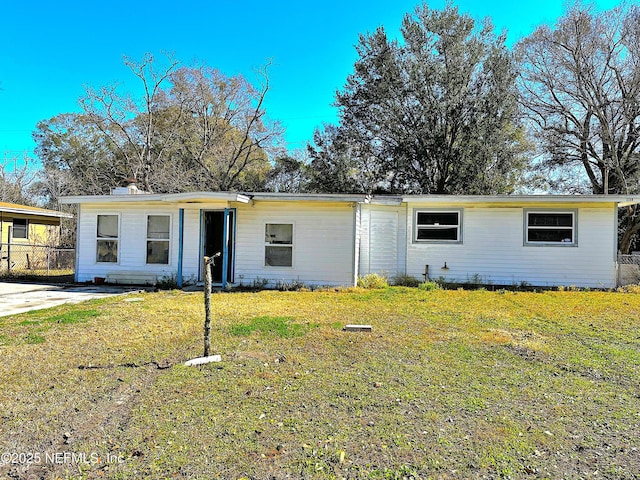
<box><xmin>0</xmin><ymin>287</ymin><xmax>639</xmax><ymax>479</ymax></box>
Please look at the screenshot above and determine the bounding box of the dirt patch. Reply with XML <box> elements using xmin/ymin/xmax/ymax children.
<box><xmin>1</xmin><ymin>364</ymin><xmax>164</xmax><ymax>480</ymax></box>
<box><xmin>505</xmin><ymin>343</ymin><xmax>548</xmax><ymax>362</ymax></box>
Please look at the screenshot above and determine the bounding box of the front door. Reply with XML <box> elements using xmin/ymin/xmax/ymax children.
<box><xmin>201</xmin><ymin>209</ymin><xmax>235</xmax><ymax>285</ymax></box>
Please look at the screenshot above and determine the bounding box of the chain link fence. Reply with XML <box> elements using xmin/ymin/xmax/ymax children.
<box><xmin>618</xmin><ymin>254</ymin><xmax>640</xmax><ymax>287</ymax></box>
<box><xmin>0</xmin><ymin>243</ymin><xmax>75</xmax><ymax>281</ymax></box>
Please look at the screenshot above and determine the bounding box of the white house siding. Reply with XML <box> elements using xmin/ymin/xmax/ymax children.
<box><xmin>72</xmin><ymin>196</ymin><xmax>623</xmax><ymax>289</ymax></box>
<box><xmin>233</xmin><ymin>201</ymin><xmax>357</xmax><ymax>287</ymax></box>
<box><xmin>359</xmin><ymin>205</ymin><xmax>407</xmax><ymax>280</ymax></box>
<box><xmin>404</xmin><ymin>204</ymin><xmax>617</xmax><ymax>288</ymax></box>
<box><xmin>75</xmin><ymin>203</ymin><xmax>183</xmax><ymax>283</ymax></box>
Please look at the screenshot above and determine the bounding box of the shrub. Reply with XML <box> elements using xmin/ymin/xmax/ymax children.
<box><xmin>156</xmin><ymin>275</ymin><xmax>179</xmax><ymax>290</ymax></box>
<box><xmin>391</xmin><ymin>274</ymin><xmax>422</xmax><ymax>287</ymax></box>
<box><xmin>357</xmin><ymin>273</ymin><xmax>388</xmax><ymax>289</ymax></box>
<box><xmin>276</xmin><ymin>279</ymin><xmax>308</xmax><ymax>291</ymax></box>
<box><xmin>616</xmin><ymin>284</ymin><xmax>640</xmax><ymax>294</ymax></box>
<box><xmin>418</xmin><ymin>281</ymin><xmax>441</xmax><ymax>291</ymax></box>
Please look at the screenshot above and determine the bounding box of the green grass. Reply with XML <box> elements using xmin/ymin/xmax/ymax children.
<box><xmin>24</xmin><ymin>332</ymin><xmax>46</xmax><ymax>344</ymax></box>
<box><xmin>230</xmin><ymin>315</ymin><xmax>319</xmax><ymax>338</ymax></box>
<box><xmin>47</xmin><ymin>309</ymin><xmax>101</xmax><ymax>324</ymax></box>
<box><xmin>0</xmin><ymin>287</ymin><xmax>639</xmax><ymax>478</ymax></box>
<box><xmin>6</xmin><ymin>309</ymin><xmax>102</xmax><ymax>345</ymax></box>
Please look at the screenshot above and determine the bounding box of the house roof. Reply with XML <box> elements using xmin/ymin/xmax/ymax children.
<box><xmin>58</xmin><ymin>192</ymin><xmax>640</xmax><ymax>207</ymax></box>
<box><xmin>0</xmin><ymin>201</ymin><xmax>73</xmax><ymax>218</ymax></box>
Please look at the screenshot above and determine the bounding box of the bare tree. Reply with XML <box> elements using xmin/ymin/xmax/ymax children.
<box><xmin>517</xmin><ymin>4</ymin><xmax>640</xmax><ymax>251</ymax></box>
<box><xmin>0</xmin><ymin>153</ymin><xmax>37</xmax><ymax>204</ymax></box>
<box><xmin>80</xmin><ymin>53</ymin><xmax>182</xmax><ymax>192</ymax></box>
<box><xmin>35</xmin><ymin>54</ymin><xmax>282</xmax><ymax>199</ymax></box>
<box><xmin>169</xmin><ymin>63</ymin><xmax>283</xmax><ymax>191</ymax></box>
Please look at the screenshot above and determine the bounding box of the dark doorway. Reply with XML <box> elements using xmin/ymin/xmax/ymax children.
<box><xmin>202</xmin><ymin>210</ymin><xmax>235</xmax><ymax>284</ymax></box>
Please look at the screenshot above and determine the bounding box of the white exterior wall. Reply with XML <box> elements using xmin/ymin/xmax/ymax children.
<box><xmin>75</xmin><ymin>203</ymin><xmax>183</xmax><ymax>283</ymax></box>
<box><xmin>77</xmin><ymin>200</ymin><xmax>358</xmax><ymax>287</ymax></box>
<box><xmin>233</xmin><ymin>201</ymin><xmax>357</xmax><ymax>287</ymax></box>
<box><xmin>401</xmin><ymin>204</ymin><xmax>617</xmax><ymax>288</ymax></box>
<box><xmin>74</xmin><ymin>198</ymin><xmax>619</xmax><ymax>289</ymax></box>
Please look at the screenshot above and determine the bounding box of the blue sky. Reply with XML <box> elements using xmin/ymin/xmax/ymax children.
<box><xmin>0</xmin><ymin>0</ymin><xmax>621</xmax><ymax>165</ymax></box>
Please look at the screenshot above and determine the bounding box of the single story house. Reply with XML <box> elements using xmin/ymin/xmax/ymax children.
<box><xmin>1</xmin><ymin>201</ymin><xmax>71</xmax><ymax>245</ymax></box>
<box><xmin>1</xmin><ymin>202</ymin><xmax>73</xmax><ymax>273</ymax></box>
<box><xmin>60</xmin><ymin>189</ymin><xmax>640</xmax><ymax>289</ymax></box>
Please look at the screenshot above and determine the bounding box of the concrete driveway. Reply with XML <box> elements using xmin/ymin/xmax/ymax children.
<box><xmin>0</xmin><ymin>281</ymin><xmax>144</xmax><ymax>317</ymax></box>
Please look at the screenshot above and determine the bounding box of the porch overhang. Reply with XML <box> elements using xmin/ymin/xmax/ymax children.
<box><xmin>0</xmin><ymin>202</ymin><xmax>73</xmax><ymax>219</ymax></box>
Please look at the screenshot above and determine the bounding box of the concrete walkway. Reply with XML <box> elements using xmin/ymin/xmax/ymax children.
<box><xmin>0</xmin><ymin>282</ymin><xmax>143</xmax><ymax>317</ymax></box>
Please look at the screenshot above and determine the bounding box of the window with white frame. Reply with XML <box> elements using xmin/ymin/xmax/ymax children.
<box><xmin>147</xmin><ymin>215</ymin><xmax>171</xmax><ymax>264</ymax></box>
<box><xmin>12</xmin><ymin>218</ymin><xmax>28</xmax><ymax>239</ymax></box>
<box><xmin>525</xmin><ymin>211</ymin><xmax>576</xmax><ymax>245</ymax></box>
<box><xmin>414</xmin><ymin>210</ymin><xmax>461</xmax><ymax>242</ymax></box>
<box><xmin>96</xmin><ymin>215</ymin><xmax>119</xmax><ymax>263</ymax></box>
<box><xmin>265</xmin><ymin>223</ymin><xmax>293</xmax><ymax>267</ymax></box>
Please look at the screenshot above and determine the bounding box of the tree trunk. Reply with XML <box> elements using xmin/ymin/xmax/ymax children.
<box><xmin>619</xmin><ymin>211</ymin><xmax>640</xmax><ymax>254</ymax></box>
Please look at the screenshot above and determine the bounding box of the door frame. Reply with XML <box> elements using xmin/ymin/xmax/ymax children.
<box><xmin>199</xmin><ymin>208</ymin><xmax>236</xmax><ymax>286</ymax></box>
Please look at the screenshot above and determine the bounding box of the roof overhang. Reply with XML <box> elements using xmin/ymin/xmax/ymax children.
<box><xmin>248</xmin><ymin>192</ymin><xmax>369</xmax><ymax>203</ymax></box>
<box><xmin>162</xmin><ymin>192</ymin><xmax>252</xmax><ymax>203</ymax></box>
<box><xmin>59</xmin><ymin>192</ymin><xmax>640</xmax><ymax>208</ymax></box>
<box><xmin>60</xmin><ymin>192</ymin><xmax>252</xmax><ymax>205</ymax></box>
<box><xmin>399</xmin><ymin>194</ymin><xmax>640</xmax><ymax>207</ymax></box>
<box><xmin>60</xmin><ymin>192</ymin><xmax>369</xmax><ymax>205</ymax></box>
<box><xmin>0</xmin><ymin>204</ymin><xmax>73</xmax><ymax>218</ymax></box>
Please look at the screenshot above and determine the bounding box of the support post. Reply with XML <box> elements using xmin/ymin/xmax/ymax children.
<box><xmin>7</xmin><ymin>226</ymin><xmax>12</xmax><ymax>273</ymax></box>
<box><xmin>203</xmin><ymin>252</ymin><xmax>220</xmax><ymax>358</ymax></box>
<box><xmin>177</xmin><ymin>208</ymin><xmax>184</xmax><ymax>287</ymax></box>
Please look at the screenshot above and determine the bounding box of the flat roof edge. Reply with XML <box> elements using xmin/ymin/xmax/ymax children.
<box><xmin>59</xmin><ymin>193</ymin><xmax>640</xmax><ymax>207</ymax></box>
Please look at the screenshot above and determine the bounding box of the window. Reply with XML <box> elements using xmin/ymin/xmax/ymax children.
<box><xmin>525</xmin><ymin>211</ymin><xmax>576</xmax><ymax>245</ymax></box>
<box><xmin>96</xmin><ymin>215</ymin><xmax>119</xmax><ymax>263</ymax></box>
<box><xmin>147</xmin><ymin>215</ymin><xmax>170</xmax><ymax>264</ymax></box>
<box><xmin>414</xmin><ymin>210</ymin><xmax>461</xmax><ymax>242</ymax></box>
<box><xmin>265</xmin><ymin>223</ymin><xmax>293</xmax><ymax>267</ymax></box>
<box><xmin>12</xmin><ymin>218</ymin><xmax>28</xmax><ymax>239</ymax></box>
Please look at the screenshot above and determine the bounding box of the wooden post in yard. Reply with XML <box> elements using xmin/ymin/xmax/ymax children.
<box><xmin>203</xmin><ymin>253</ymin><xmax>220</xmax><ymax>358</ymax></box>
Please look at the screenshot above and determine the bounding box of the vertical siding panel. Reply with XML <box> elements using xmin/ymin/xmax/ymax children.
<box><xmin>181</xmin><ymin>207</ymin><xmax>203</xmax><ymax>283</ymax></box>
<box><xmin>353</xmin><ymin>204</ymin><xmax>361</xmax><ymax>286</ymax></box>
<box><xmin>369</xmin><ymin>209</ymin><xmax>399</xmax><ymax>277</ymax></box>
<box><xmin>359</xmin><ymin>207</ymin><xmax>371</xmax><ymax>276</ymax></box>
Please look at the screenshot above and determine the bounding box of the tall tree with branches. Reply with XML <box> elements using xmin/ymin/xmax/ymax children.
<box><xmin>309</xmin><ymin>3</ymin><xmax>529</xmax><ymax>194</ymax></box>
<box><xmin>517</xmin><ymin>4</ymin><xmax>640</xmax><ymax>252</ymax></box>
<box><xmin>168</xmin><ymin>63</ymin><xmax>281</xmax><ymax>191</ymax></box>
<box><xmin>80</xmin><ymin>53</ymin><xmax>182</xmax><ymax>193</ymax></box>
<box><xmin>0</xmin><ymin>154</ymin><xmax>36</xmax><ymax>204</ymax></box>
<box><xmin>34</xmin><ymin>53</ymin><xmax>283</xmax><ymax>202</ymax></box>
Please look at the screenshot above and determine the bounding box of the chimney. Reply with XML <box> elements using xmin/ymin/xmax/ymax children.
<box><xmin>110</xmin><ymin>178</ymin><xmax>146</xmax><ymax>195</ymax></box>
<box><xmin>124</xmin><ymin>178</ymin><xmax>139</xmax><ymax>194</ymax></box>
